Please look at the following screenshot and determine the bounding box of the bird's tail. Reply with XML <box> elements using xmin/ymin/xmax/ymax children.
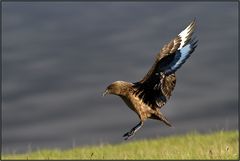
<box><xmin>157</xmin><ymin>112</ymin><xmax>172</xmax><ymax>127</ymax></box>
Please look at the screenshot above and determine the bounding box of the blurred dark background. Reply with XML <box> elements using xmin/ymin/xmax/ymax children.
<box><xmin>2</xmin><ymin>2</ymin><xmax>238</xmax><ymax>154</ymax></box>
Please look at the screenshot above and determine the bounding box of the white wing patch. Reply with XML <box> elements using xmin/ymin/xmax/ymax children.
<box><xmin>178</xmin><ymin>20</ymin><xmax>195</xmax><ymax>50</ymax></box>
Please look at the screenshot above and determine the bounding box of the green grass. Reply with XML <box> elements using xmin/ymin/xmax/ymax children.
<box><xmin>2</xmin><ymin>130</ymin><xmax>239</xmax><ymax>160</ymax></box>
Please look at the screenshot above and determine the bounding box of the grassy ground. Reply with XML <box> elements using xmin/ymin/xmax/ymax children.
<box><xmin>2</xmin><ymin>130</ymin><xmax>239</xmax><ymax>160</ymax></box>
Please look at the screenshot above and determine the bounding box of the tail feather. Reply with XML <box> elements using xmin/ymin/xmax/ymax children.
<box><xmin>157</xmin><ymin>112</ymin><xmax>172</xmax><ymax>127</ymax></box>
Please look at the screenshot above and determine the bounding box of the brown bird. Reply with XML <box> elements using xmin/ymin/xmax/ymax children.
<box><xmin>103</xmin><ymin>19</ymin><xmax>198</xmax><ymax>140</ymax></box>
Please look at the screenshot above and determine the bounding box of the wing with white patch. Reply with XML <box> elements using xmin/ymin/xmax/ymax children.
<box><xmin>163</xmin><ymin>38</ymin><xmax>198</xmax><ymax>75</ymax></box>
<box><xmin>133</xmin><ymin>19</ymin><xmax>198</xmax><ymax>109</ymax></box>
<box><xmin>178</xmin><ymin>19</ymin><xmax>196</xmax><ymax>49</ymax></box>
<box><xmin>153</xmin><ymin>19</ymin><xmax>197</xmax><ymax>75</ymax></box>
<box><xmin>139</xmin><ymin>19</ymin><xmax>196</xmax><ymax>83</ymax></box>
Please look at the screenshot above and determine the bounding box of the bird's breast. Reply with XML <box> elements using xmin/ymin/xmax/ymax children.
<box><xmin>120</xmin><ymin>96</ymin><xmax>137</xmax><ymax>113</ymax></box>
<box><xmin>120</xmin><ymin>95</ymin><xmax>153</xmax><ymax>120</ymax></box>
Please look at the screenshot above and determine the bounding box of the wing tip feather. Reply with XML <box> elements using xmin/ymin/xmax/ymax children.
<box><xmin>178</xmin><ymin>19</ymin><xmax>197</xmax><ymax>49</ymax></box>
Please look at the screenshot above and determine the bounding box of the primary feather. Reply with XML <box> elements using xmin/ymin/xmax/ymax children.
<box><xmin>164</xmin><ymin>39</ymin><xmax>198</xmax><ymax>75</ymax></box>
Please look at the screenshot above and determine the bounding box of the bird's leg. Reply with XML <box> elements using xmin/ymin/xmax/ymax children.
<box><xmin>123</xmin><ymin>121</ymin><xmax>143</xmax><ymax>140</ymax></box>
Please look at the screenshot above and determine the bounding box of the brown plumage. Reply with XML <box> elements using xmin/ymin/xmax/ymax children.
<box><xmin>103</xmin><ymin>19</ymin><xmax>198</xmax><ymax>140</ymax></box>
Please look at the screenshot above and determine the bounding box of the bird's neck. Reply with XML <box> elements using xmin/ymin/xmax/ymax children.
<box><xmin>112</xmin><ymin>82</ymin><xmax>132</xmax><ymax>96</ymax></box>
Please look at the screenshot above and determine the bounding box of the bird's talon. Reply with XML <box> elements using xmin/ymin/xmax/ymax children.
<box><xmin>123</xmin><ymin>132</ymin><xmax>128</xmax><ymax>137</ymax></box>
<box><xmin>123</xmin><ymin>132</ymin><xmax>131</xmax><ymax>137</ymax></box>
<box><xmin>124</xmin><ymin>136</ymin><xmax>130</xmax><ymax>140</ymax></box>
<box><xmin>123</xmin><ymin>134</ymin><xmax>132</xmax><ymax>140</ymax></box>
<box><xmin>123</xmin><ymin>130</ymin><xmax>135</xmax><ymax>140</ymax></box>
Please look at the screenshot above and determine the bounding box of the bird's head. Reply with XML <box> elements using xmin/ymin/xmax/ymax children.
<box><xmin>103</xmin><ymin>81</ymin><xmax>127</xmax><ymax>96</ymax></box>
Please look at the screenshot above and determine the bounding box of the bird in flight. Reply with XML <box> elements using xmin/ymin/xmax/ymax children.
<box><xmin>103</xmin><ymin>19</ymin><xmax>198</xmax><ymax>140</ymax></box>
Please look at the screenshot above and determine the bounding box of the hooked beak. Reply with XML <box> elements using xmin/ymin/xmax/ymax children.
<box><xmin>102</xmin><ymin>89</ymin><xmax>109</xmax><ymax>97</ymax></box>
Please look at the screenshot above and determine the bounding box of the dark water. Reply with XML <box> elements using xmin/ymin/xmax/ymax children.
<box><xmin>2</xmin><ymin>2</ymin><xmax>238</xmax><ymax>154</ymax></box>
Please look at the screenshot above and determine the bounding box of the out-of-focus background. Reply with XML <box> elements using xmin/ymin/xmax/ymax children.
<box><xmin>2</xmin><ymin>2</ymin><xmax>238</xmax><ymax>154</ymax></box>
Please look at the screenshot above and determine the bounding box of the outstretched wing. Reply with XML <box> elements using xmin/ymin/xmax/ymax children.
<box><xmin>133</xmin><ymin>19</ymin><xmax>198</xmax><ymax>109</ymax></box>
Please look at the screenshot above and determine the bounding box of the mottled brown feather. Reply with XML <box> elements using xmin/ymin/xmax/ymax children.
<box><xmin>140</xmin><ymin>36</ymin><xmax>181</xmax><ymax>84</ymax></box>
<box><xmin>161</xmin><ymin>74</ymin><xmax>176</xmax><ymax>100</ymax></box>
